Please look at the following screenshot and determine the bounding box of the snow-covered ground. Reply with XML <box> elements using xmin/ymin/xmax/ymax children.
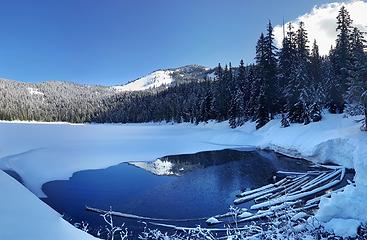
<box><xmin>0</xmin><ymin>170</ymin><xmax>96</xmax><ymax>240</ymax></box>
<box><xmin>1</xmin><ymin>112</ymin><xmax>367</xmax><ymax>238</ymax></box>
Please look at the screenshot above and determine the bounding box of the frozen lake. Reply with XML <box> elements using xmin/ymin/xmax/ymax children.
<box><xmin>41</xmin><ymin>149</ymin><xmax>316</xmax><ymax>238</ymax></box>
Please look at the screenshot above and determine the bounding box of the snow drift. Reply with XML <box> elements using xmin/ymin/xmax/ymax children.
<box><xmin>0</xmin><ymin>170</ymin><xmax>96</xmax><ymax>240</ymax></box>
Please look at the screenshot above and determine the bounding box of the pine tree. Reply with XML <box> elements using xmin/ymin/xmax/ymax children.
<box><xmin>281</xmin><ymin>114</ymin><xmax>290</xmax><ymax>128</ymax></box>
<box><xmin>327</xmin><ymin>47</ymin><xmax>345</xmax><ymax>113</ymax></box>
<box><xmin>288</xmin><ymin>21</ymin><xmax>311</xmax><ymax>123</ymax></box>
<box><xmin>279</xmin><ymin>23</ymin><xmax>297</xmax><ymax>112</ymax></box>
<box><xmin>263</xmin><ymin>21</ymin><xmax>279</xmax><ymax>118</ymax></box>
<box><xmin>237</xmin><ymin>59</ymin><xmax>247</xmax><ymax>90</ymax></box>
<box><xmin>310</xmin><ymin>40</ymin><xmax>323</xmax><ymax>103</ymax></box>
<box><xmin>346</xmin><ymin>27</ymin><xmax>367</xmax><ymax>115</ymax></box>
<box><xmin>228</xmin><ymin>96</ymin><xmax>237</xmax><ymax>128</ymax></box>
<box><xmin>254</xmin><ymin>33</ymin><xmax>268</xmax><ymax>125</ymax></box>
<box><xmin>328</xmin><ymin>6</ymin><xmax>353</xmax><ymax>113</ymax></box>
<box><xmin>215</xmin><ymin>63</ymin><xmax>223</xmax><ymax>81</ymax></box>
<box><xmin>238</xmin><ymin>59</ymin><xmax>249</xmax><ymax>113</ymax></box>
<box><xmin>228</xmin><ymin>89</ymin><xmax>245</xmax><ymax>128</ymax></box>
<box><xmin>253</xmin><ymin>28</ymin><xmax>278</xmax><ymax>127</ymax></box>
<box><xmin>215</xmin><ymin>64</ymin><xmax>232</xmax><ymax>121</ymax></box>
<box><xmin>256</xmin><ymin>90</ymin><xmax>269</xmax><ymax>129</ymax></box>
<box><xmin>245</xmin><ymin>65</ymin><xmax>259</xmax><ymax>119</ymax></box>
<box><xmin>308</xmin><ymin>102</ymin><xmax>322</xmax><ymax>122</ymax></box>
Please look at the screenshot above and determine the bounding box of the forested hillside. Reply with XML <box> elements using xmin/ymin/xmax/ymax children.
<box><xmin>1</xmin><ymin>7</ymin><xmax>366</xmax><ymax>129</ymax></box>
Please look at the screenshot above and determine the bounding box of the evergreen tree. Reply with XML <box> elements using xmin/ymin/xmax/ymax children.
<box><xmin>245</xmin><ymin>65</ymin><xmax>259</xmax><ymax>119</ymax></box>
<box><xmin>253</xmin><ymin>28</ymin><xmax>278</xmax><ymax>127</ymax></box>
<box><xmin>281</xmin><ymin>114</ymin><xmax>290</xmax><ymax>128</ymax></box>
<box><xmin>237</xmin><ymin>59</ymin><xmax>247</xmax><ymax>89</ymax></box>
<box><xmin>199</xmin><ymin>89</ymin><xmax>215</xmax><ymax>123</ymax></box>
<box><xmin>310</xmin><ymin>40</ymin><xmax>323</xmax><ymax>103</ymax></box>
<box><xmin>215</xmin><ymin>64</ymin><xmax>232</xmax><ymax>121</ymax></box>
<box><xmin>215</xmin><ymin>63</ymin><xmax>223</xmax><ymax>80</ymax></box>
<box><xmin>279</xmin><ymin>23</ymin><xmax>297</xmax><ymax>111</ymax></box>
<box><xmin>263</xmin><ymin>21</ymin><xmax>279</xmax><ymax>118</ymax></box>
<box><xmin>328</xmin><ymin>47</ymin><xmax>345</xmax><ymax>113</ymax></box>
<box><xmin>288</xmin><ymin>21</ymin><xmax>311</xmax><ymax>123</ymax></box>
<box><xmin>346</xmin><ymin>27</ymin><xmax>367</xmax><ymax>115</ymax></box>
<box><xmin>256</xmin><ymin>90</ymin><xmax>269</xmax><ymax>129</ymax></box>
<box><xmin>228</xmin><ymin>89</ymin><xmax>245</xmax><ymax>128</ymax></box>
<box><xmin>254</xmin><ymin>33</ymin><xmax>268</xmax><ymax>124</ymax></box>
<box><xmin>237</xmin><ymin>59</ymin><xmax>250</xmax><ymax>121</ymax></box>
<box><xmin>328</xmin><ymin>6</ymin><xmax>353</xmax><ymax>113</ymax></box>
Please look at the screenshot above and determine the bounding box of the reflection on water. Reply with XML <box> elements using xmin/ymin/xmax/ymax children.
<box><xmin>41</xmin><ymin>149</ymin><xmax>314</xmax><ymax>237</ymax></box>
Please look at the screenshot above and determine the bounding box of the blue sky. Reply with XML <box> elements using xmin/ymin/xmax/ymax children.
<box><xmin>0</xmin><ymin>0</ymin><xmax>344</xmax><ymax>85</ymax></box>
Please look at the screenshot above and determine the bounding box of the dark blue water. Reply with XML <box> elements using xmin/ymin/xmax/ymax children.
<box><xmin>41</xmin><ymin>149</ymin><xmax>315</xmax><ymax>238</ymax></box>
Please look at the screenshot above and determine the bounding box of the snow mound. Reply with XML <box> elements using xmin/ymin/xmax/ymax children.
<box><xmin>0</xmin><ymin>170</ymin><xmax>96</xmax><ymax>240</ymax></box>
<box><xmin>238</xmin><ymin>212</ymin><xmax>253</xmax><ymax>218</ymax></box>
<box><xmin>206</xmin><ymin>217</ymin><xmax>220</xmax><ymax>224</ymax></box>
<box><xmin>323</xmin><ymin>218</ymin><xmax>361</xmax><ymax>238</ymax></box>
<box><xmin>315</xmin><ymin>184</ymin><xmax>367</xmax><ymax>226</ymax></box>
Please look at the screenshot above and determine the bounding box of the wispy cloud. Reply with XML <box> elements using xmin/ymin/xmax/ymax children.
<box><xmin>273</xmin><ymin>0</ymin><xmax>367</xmax><ymax>55</ymax></box>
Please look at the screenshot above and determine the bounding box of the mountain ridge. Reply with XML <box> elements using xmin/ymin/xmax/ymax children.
<box><xmin>113</xmin><ymin>64</ymin><xmax>211</xmax><ymax>92</ymax></box>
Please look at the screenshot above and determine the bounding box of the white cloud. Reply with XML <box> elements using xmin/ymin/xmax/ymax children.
<box><xmin>273</xmin><ymin>0</ymin><xmax>367</xmax><ymax>55</ymax></box>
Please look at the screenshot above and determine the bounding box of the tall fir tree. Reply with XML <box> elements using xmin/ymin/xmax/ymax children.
<box><xmin>214</xmin><ymin>64</ymin><xmax>231</xmax><ymax>121</ymax></box>
<box><xmin>199</xmin><ymin>89</ymin><xmax>215</xmax><ymax>123</ymax></box>
<box><xmin>346</xmin><ymin>27</ymin><xmax>367</xmax><ymax>115</ymax></box>
<box><xmin>256</xmin><ymin>90</ymin><xmax>269</xmax><ymax>129</ymax></box>
<box><xmin>263</xmin><ymin>21</ymin><xmax>279</xmax><ymax>118</ymax></box>
<box><xmin>254</xmin><ymin>33</ymin><xmax>269</xmax><ymax>126</ymax></box>
<box><xmin>279</xmin><ymin>23</ymin><xmax>297</xmax><ymax>112</ymax></box>
<box><xmin>228</xmin><ymin>89</ymin><xmax>245</xmax><ymax>128</ymax></box>
<box><xmin>245</xmin><ymin>64</ymin><xmax>259</xmax><ymax>119</ymax></box>
<box><xmin>288</xmin><ymin>21</ymin><xmax>311</xmax><ymax>123</ymax></box>
<box><xmin>310</xmin><ymin>40</ymin><xmax>323</xmax><ymax>103</ymax></box>
<box><xmin>328</xmin><ymin>6</ymin><xmax>353</xmax><ymax>113</ymax></box>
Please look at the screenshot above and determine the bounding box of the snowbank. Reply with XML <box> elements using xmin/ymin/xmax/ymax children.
<box><xmin>1</xmin><ymin>112</ymin><xmax>367</xmax><ymax>237</ymax></box>
<box><xmin>0</xmin><ymin>170</ymin><xmax>97</xmax><ymax>240</ymax></box>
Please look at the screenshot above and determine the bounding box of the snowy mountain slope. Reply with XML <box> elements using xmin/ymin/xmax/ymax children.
<box><xmin>113</xmin><ymin>65</ymin><xmax>211</xmax><ymax>92</ymax></box>
<box><xmin>113</xmin><ymin>70</ymin><xmax>174</xmax><ymax>92</ymax></box>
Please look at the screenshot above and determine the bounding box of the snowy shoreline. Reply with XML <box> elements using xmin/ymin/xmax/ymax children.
<box><xmin>1</xmin><ymin>113</ymin><xmax>367</xmax><ymax>238</ymax></box>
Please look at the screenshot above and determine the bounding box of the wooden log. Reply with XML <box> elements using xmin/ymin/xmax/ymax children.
<box><xmin>250</xmin><ymin>170</ymin><xmax>344</xmax><ymax>211</ymax></box>
<box><xmin>85</xmin><ymin>206</ymin><xmax>208</xmax><ymax>222</ymax></box>
<box><xmin>237</xmin><ymin>177</ymin><xmax>289</xmax><ymax>198</ymax></box>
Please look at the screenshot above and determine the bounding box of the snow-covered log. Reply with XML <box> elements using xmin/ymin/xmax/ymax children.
<box><xmin>291</xmin><ymin>169</ymin><xmax>342</xmax><ymax>195</ymax></box>
<box><xmin>236</xmin><ymin>177</ymin><xmax>288</xmax><ymax>198</ymax></box>
<box><xmin>250</xmin><ymin>170</ymin><xmax>344</xmax><ymax>210</ymax></box>
<box><xmin>86</xmin><ymin>206</ymin><xmax>207</xmax><ymax>222</ymax></box>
